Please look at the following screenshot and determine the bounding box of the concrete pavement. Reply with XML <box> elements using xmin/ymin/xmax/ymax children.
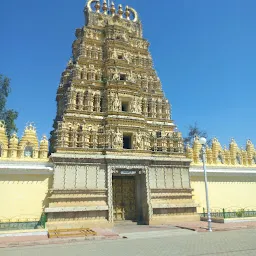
<box><xmin>1</xmin><ymin>229</ymin><xmax>256</xmax><ymax>256</ymax></box>
<box><xmin>174</xmin><ymin>220</ymin><xmax>256</xmax><ymax>232</ymax></box>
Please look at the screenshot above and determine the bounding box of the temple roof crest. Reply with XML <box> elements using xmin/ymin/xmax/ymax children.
<box><xmin>85</xmin><ymin>0</ymin><xmax>138</xmax><ymax>22</ymax></box>
<box><xmin>25</xmin><ymin>122</ymin><xmax>36</xmax><ymax>132</ymax></box>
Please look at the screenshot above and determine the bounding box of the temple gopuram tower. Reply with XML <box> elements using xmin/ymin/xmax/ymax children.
<box><xmin>46</xmin><ymin>0</ymin><xmax>198</xmax><ymax>229</ymax></box>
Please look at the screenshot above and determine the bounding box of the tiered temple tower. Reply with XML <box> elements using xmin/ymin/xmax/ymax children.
<box><xmin>51</xmin><ymin>2</ymin><xmax>180</xmax><ymax>154</ymax></box>
<box><xmin>46</xmin><ymin>0</ymin><xmax>198</xmax><ymax>229</ymax></box>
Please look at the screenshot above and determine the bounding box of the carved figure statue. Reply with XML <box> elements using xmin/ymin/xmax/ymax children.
<box><xmin>137</xmin><ymin>97</ymin><xmax>142</xmax><ymax>113</ymax></box>
<box><xmin>130</xmin><ymin>98</ymin><xmax>136</xmax><ymax>113</ymax></box>
<box><xmin>112</xmin><ymin>70</ymin><xmax>119</xmax><ymax>81</ymax></box>
<box><xmin>93</xmin><ymin>134</ymin><xmax>98</xmax><ymax>146</ymax></box>
<box><xmin>113</xmin><ymin>93</ymin><xmax>120</xmax><ymax>111</ymax></box>
<box><xmin>144</xmin><ymin>132</ymin><xmax>150</xmax><ymax>150</ymax></box>
<box><xmin>127</xmin><ymin>72</ymin><xmax>136</xmax><ymax>83</ymax></box>
<box><xmin>130</xmin><ymin>97</ymin><xmax>142</xmax><ymax>114</ymax></box>
<box><xmin>130</xmin><ymin>72</ymin><xmax>136</xmax><ymax>83</ymax></box>
<box><xmin>112</xmin><ymin>49</ymin><xmax>118</xmax><ymax>59</ymax></box>
<box><xmin>123</xmin><ymin>52</ymin><xmax>130</xmax><ymax>64</ymax></box>
<box><xmin>113</xmin><ymin>129</ymin><xmax>122</xmax><ymax>148</ymax></box>
<box><xmin>122</xmin><ymin>33</ymin><xmax>128</xmax><ymax>41</ymax></box>
<box><xmin>134</xmin><ymin>131</ymin><xmax>142</xmax><ymax>149</ymax></box>
<box><xmin>166</xmin><ymin>107</ymin><xmax>170</xmax><ymax>118</ymax></box>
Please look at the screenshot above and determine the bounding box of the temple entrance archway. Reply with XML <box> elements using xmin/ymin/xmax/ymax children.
<box><xmin>111</xmin><ymin>168</ymin><xmax>149</xmax><ymax>224</ymax></box>
<box><xmin>113</xmin><ymin>176</ymin><xmax>136</xmax><ymax>221</ymax></box>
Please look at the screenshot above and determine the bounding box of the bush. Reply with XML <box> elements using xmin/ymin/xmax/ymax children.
<box><xmin>236</xmin><ymin>208</ymin><xmax>245</xmax><ymax>218</ymax></box>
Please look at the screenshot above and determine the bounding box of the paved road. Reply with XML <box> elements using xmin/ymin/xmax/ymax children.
<box><xmin>1</xmin><ymin>229</ymin><xmax>256</xmax><ymax>256</ymax></box>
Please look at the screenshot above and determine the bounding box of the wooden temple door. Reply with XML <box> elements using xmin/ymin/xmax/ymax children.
<box><xmin>113</xmin><ymin>176</ymin><xmax>136</xmax><ymax>221</ymax></box>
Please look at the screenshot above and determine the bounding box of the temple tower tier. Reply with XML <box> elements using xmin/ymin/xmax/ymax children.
<box><xmin>46</xmin><ymin>0</ymin><xmax>198</xmax><ymax>229</ymax></box>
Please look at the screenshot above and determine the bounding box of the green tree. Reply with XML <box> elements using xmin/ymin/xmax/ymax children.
<box><xmin>183</xmin><ymin>122</ymin><xmax>208</xmax><ymax>147</ymax></box>
<box><xmin>0</xmin><ymin>74</ymin><xmax>18</xmax><ymax>137</ymax></box>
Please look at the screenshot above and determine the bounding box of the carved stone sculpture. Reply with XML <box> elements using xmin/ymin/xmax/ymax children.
<box><xmin>113</xmin><ymin>128</ymin><xmax>123</xmax><ymax>149</ymax></box>
<box><xmin>112</xmin><ymin>70</ymin><xmax>119</xmax><ymax>81</ymax></box>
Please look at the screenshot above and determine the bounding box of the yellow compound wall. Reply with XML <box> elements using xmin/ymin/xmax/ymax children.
<box><xmin>191</xmin><ymin>174</ymin><xmax>256</xmax><ymax>213</ymax></box>
<box><xmin>0</xmin><ymin>174</ymin><xmax>52</xmax><ymax>222</ymax></box>
<box><xmin>1</xmin><ymin>167</ymin><xmax>256</xmax><ymax>223</ymax></box>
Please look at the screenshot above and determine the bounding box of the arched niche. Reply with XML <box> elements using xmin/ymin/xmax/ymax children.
<box><xmin>24</xmin><ymin>145</ymin><xmax>33</xmax><ymax>158</ymax></box>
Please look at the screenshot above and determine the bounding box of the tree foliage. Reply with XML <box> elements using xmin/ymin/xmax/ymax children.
<box><xmin>183</xmin><ymin>122</ymin><xmax>208</xmax><ymax>146</ymax></box>
<box><xmin>0</xmin><ymin>74</ymin><xmax>18</xmax><ymax>137</ymax></box>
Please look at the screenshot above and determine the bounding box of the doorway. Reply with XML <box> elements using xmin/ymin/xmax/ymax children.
<box><xmin>112</xmin><ymin>176</ymin><xmax>136</xmax><ymax>221</ymax></box>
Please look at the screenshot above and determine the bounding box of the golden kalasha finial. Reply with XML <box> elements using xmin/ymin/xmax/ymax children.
<box><xmin>42</xmin><ymin>135</ymin><xmax>48</xmax><ymax>140</ymax></box>
<box><xmin>11</xmin><ymin>132</ymin><xmax>18</xmax><ymax>138</ymax></box>
<box><xmin>125</xmin><ymin>6</ymin><xmax>130</xmax><ymax>20</ymax></box>
<box><xmin>102</xmin><ymin>0</ymin><xmax>108</xmax><ymax>15</ymax></box>
<box><xmin>194</xmin><ymin>134</ymin><xmax>199</xmax><ymax>141</ymax></box>
<box><xmin>110</xmin><ymin>1</ymin><xmax>116</xmax><ymax>16</ymax></box>
<box><xmin>118</xmin><ymin>4</ymin><xmax>123</xmax><ymax>18</ymax></box>
<box><xmin>40</xmin><ymin>135</ymin><xmax>48</xmax><ymax>144</ymax></box>
<box><xmin>212</xmin><ymin>137</ymin><xmax>218</xmax><ymax>143</ymax></box>
<box><xmin>247</xmin><ymin>139</ymin><xmax>252</xmax><ymax>145</ymax></box>
<box><xmin>25</xmin><ymin>122</ymin><xmax>36</xmax><ymax>132</ymax></box>
<box><xmin>95</xmin><ymin>1</ymin><xmax>101</xmax><ymax>13</ymax></box>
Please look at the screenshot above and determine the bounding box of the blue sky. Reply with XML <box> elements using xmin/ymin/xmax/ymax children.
<box><xmin>1</xmin><ymin>0</ymin><xmax>255</xmax><ymax>148</ymax></box>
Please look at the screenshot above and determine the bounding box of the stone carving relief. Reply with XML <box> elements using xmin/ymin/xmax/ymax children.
<box><xmin>112</xmin><ymin>70</ymin><xmax>120</xmax><ymax>81</ymax></box>
<box><xmin>134</xmin><ymin>131</ymin><xmax>143</xmax><ymax>150</ymax></box>
<box><xmin>126</xmin><ymin>72</ymin><xmax>136</xmax><ymax>83</ymax></box>
<box><xmin>123</xmin><ymin>52</ymin><xmax>131</xmax><ymax>64</ymax></box>
<box><xmin>85</xmin><ymin>29</ymin><xmax>101</xmax><ymax>40</ymax></box>
<box><xmin>131</xmin><ymin>39</ymin><xmax>148</xmax><ymax>49</ymax></box>
<box><xmin>144</xmin><ymin>132</ymin><xmax>151</xmax><ymax>151</ymax></box>
<box><xmin>130</xmin><ymin>96</ymin><xmax>142</xmax><ymax>114</ymax></box>
<box><xmin>112</xmin><ymin>49</ymin><xmax>118</xmax><ymax>59</ymax></box>
<box><xmin>113</xmin><ymin>128</ymin><xmax>123</xmax><ymax>149</ymax></box>
<box><xmin>108</xmin><ymin>92</ymin><xmax>120</xmax><ymax>112</ymax></box>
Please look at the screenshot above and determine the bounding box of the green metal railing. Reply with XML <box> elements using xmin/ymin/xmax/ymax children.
<box><xmin>0</xmin><ymin>213</ymin><xmax>47</xmax><ymax>231</ymax></box>
<box><xmin>200</xmin><ymin>208</ymin><xmax>256</xmax><ymax>219</ymax></box>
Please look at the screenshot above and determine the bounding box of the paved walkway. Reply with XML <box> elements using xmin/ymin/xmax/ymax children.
<box><xmin>174</xmin><ymin>220</ymin><xmax>256</xmax><ymax>232</ymax></box>
<box><xmin>1</xmin><ymin>229</ymin><xmax>256</xmax><ymax>255</ymax></box>
<box><xmin>1</xmin><ymin>220</ymin><xmax>256</xmax><ymax>249</ymax></box>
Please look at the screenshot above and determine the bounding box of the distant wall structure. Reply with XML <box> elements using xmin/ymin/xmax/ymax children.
<box><xmin>186</xmin><ymin>136</ymin><xmax>256</xmax><ymax>166</ymax></box>
<box><xmin>186</xmin><ymin>137</ymin><xmax>256</xmax><ymax>213</ymax></box>
<box><xmin>0</xmin><ymin>121</ymin><xmax>48</xmax><ymax>160</ymax></box>
<box><xmin>0</xmin><ymin>121</ymin><xmax>53</xmax><ymax>225</ymax></box>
